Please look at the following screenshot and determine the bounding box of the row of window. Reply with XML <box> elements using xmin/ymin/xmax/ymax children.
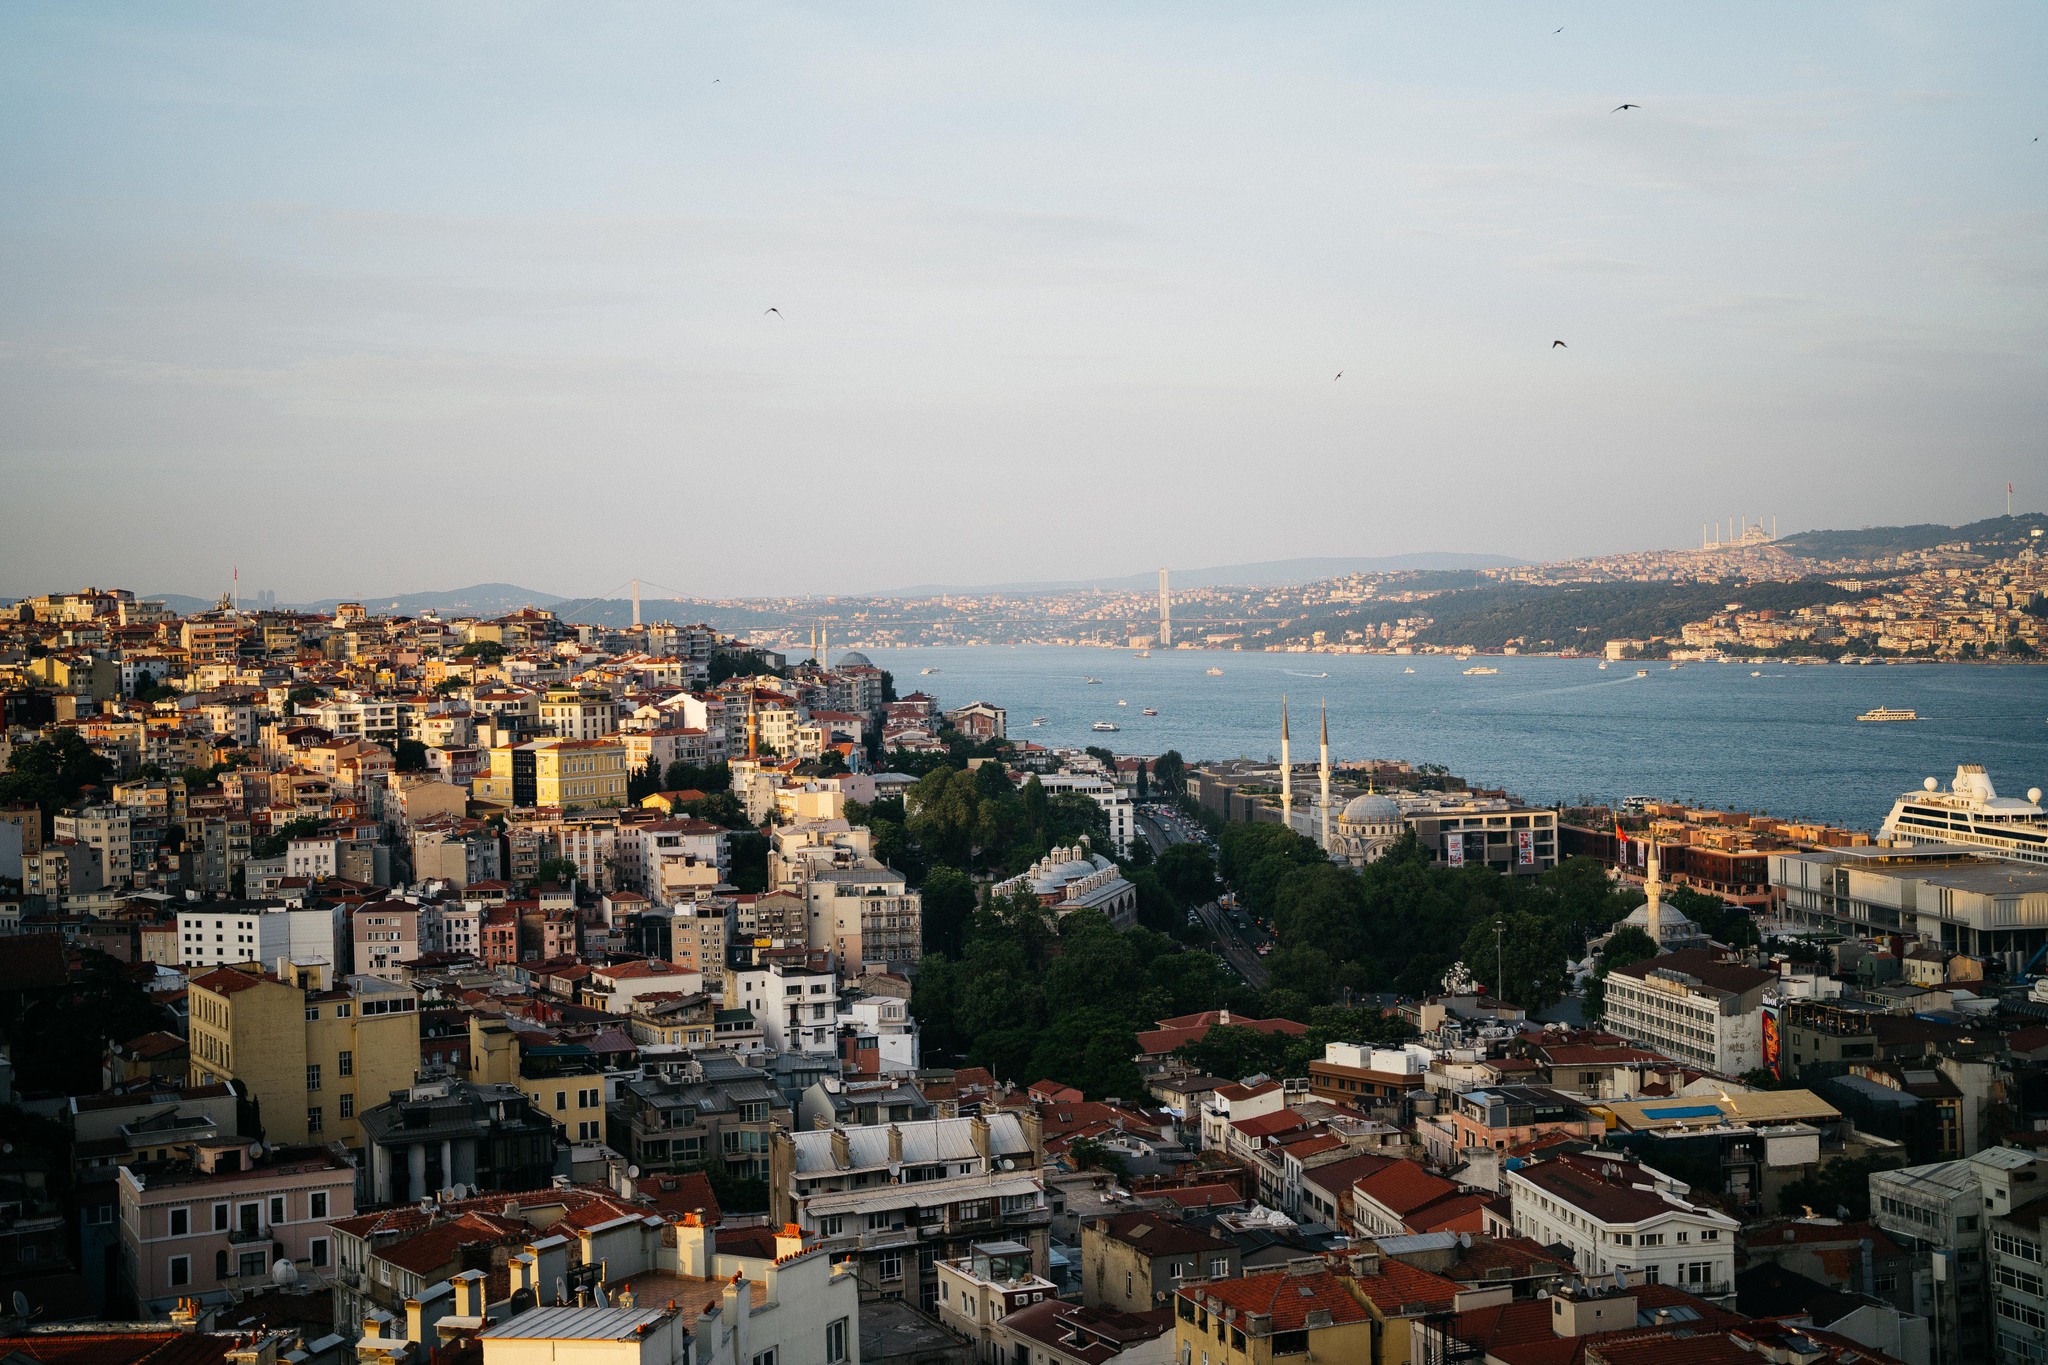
<box><xmin>165</xmin><ymin>1191</ymin><xmax>330</xmax><ymax>1236</ymax></box>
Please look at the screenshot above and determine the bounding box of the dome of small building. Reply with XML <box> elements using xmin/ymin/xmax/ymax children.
<box><xmin>1341</xmin><ymin>793</ymin><xmax>1402</xmax><ymax>826</ymax></box>
<box><xmin>1057</xmin><ymin>858</ymin><xmax>1099</xmax><ymax>881</ymax></box>
<box><xmin>835</xmin><ymin>650</ymin><xmax>874</xmax><ymax>669</ymax></box>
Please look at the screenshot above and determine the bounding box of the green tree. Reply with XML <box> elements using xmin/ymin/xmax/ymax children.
<box><xmin>456</xmin><ymin>640</ymin><xmax>506</xmax><ymax>663</ymax></box>
<box><xmin>1176</xmin><ymin>1024</ymin><xmax>1293</xmax><ymax>1081</ymax></box>
<box><xmin>1583</xmin><ymin>924</ymin><xmax>1659</xmax><ymax>1021</ymax></box>
<box><xmin>288</xmin><ymin>684</ymin><xmax>322</xmax><ymax>708</ymax></box>
<box><xmin>535</xmin><ymin>857</ymin><xmax>580</xmax><ymax>887</ymax></box>
<box><xmin>1152</xmin><ymin>750</ymin><xmax>1188</xmax><ymax>803</ymax></box>
<box><xmin>662</xmin><ymin>761</ymin><xmax>733</xmax><ymax>795</ymax></box>
<box><xmin>627</xmin><ymin>757</ymin><xmax>663</xmax><ymax>802</ymax></box>
<box><xmin>727</xmin><ymin>831</ymin><xmax>770</xmax><ymax>894</ymax></box>
<box><xmin>11</xmin><ymin>950</ymin><xmax>172</xmax><ymax>1095</ymax></box>
<box><xmin>1776</xmin><ymin>1154</ymin><xmax>1902</xmax><ymax>1221</ymax></box>
<box><xmin>1156</xmin><ymin>842</ymin><xmax>1218</xmax><ymax>908</ymax></box>
<box><xmin>393</xmin><ymin>738</ymin><xmax>429</xmax><ymax>772</ymax></box>
<box><xmin>1458</xmin><ymin>909</ymin><xmax>1568</xmax><ymax>1012</ymax></box>
<box><xmin>251</xmin><ymin>815</ymin><xmax>327</xmax><ymax>860</ymax></box>
<box><xmin>0</xmin><ymin>731</ymin><xmax>115</xmax><ymax>835</ymax></box>
<box><xmin>920</xmin><ymin>867</ymin><xmax>978</xmax><ymax>959</ymax></box>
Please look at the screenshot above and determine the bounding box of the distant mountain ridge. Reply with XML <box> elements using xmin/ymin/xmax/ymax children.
<box><xmin>1776</xmin><ymin>512</ymin><xmax>2046</xmax><ymax>561</ymax></box>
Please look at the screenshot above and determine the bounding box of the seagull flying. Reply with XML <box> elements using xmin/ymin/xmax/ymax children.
<box><xmin>1613</xmin><ymin>103</ymin><xmax>1640</xmax><ymax>112</ymax></box>
<box><xmin>1334</xmin><ymin>372</ymin><xmax>1343</xmax><ymax>380</ymax></box>
<box><xmin>1552</xmin><ymin>340</ymin><xmax>1567</xmax><ymax>348</ymax></box>
<box><xmin>1554</xmin><ymin>26</ymin><xmax>1564</xmax><ymax>32</ymax></box>
<box><xmin>764</xmin><ymin>308</ymin><xmax>781</xmax><ymax>316</ymax></box>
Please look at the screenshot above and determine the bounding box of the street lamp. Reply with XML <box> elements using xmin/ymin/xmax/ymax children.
<box><xmin>1495</xmin><ymin>918</ymin><xmax>1506</xmax><ymax>1005</ymax></box>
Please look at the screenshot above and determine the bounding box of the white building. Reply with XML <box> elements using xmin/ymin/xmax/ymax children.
<box><xmin>729</xmin><ymin>962</ymin><xmax>839</xmax><ymax>1056</ymax></box>
<box><xmin>619</xmin><ymin>820</ymin><xmax>729</xmax><ymax>904</ymax></box>
<box><xmin>1033</xmin><ymin>773</ymin><xmax>1136</xmax><ymax>854</ymax></box>
<box><xmin>934</xmin><ymin>1241</ymin><xmax>1060</xmax><ymax>1360</ymax></box>
<box><xmin>176</xmin><ymin>903</ymin><xmax>345</xmax><ymax>973</ymax></box>
<box><xmin>1506</xmin><ymin>1151</ymin><xmax>1737</xmax><ymax>1301</ymax></box>
<box><xmin>1601</xmin><ymin>947</ymin><xmax>1772</xmax><ymax>1076</ymax></box>
<box><xmin>838</xmin><ymin>995</ymin><xmax>921</xmax><ymax>1075</ymax></box>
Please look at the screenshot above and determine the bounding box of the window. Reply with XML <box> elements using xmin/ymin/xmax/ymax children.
<box><xmin>1126</xmin><ymin>1271</ymin><xmax>1134</xmax><ymax>1297</ymax></box>
<box><xmin>1700</xmin><ymin>1229</ymin><xmax>1719</xmax><ymax>1241</ymax></box>
<box><xmin>305</xmin><ymin>1007</ymin><xmax>320</xmax><ymax>1021</ymax></box>
<box><xmin>308</xmin><ymin>1106</ymin><xmax>323</xmax><ymax>1133</ymax></box>
<box><xmin>307</xmin><ymin>1064</ymin><xmax>321</xmax><ymax>1091</ymax></box>
<box><xmin>338</xmin><ymin>1050</ymin><xmax>353</xmax><ymax>1077</ymax></box>
<box><xmin>168</xmin><ymin>1208</ymin><xmax>190</xmax><ymax>1237</ymax></box>
<box><xmin>1211</xmin><ymin>1256</ymin><xmax>1230</xmax><ymax>1277</ymax></box>
<box><xmin>340</xmin><ymin>1093</ymin><xmax>354</xmax><ymax>1120</ymax></box>
<box><xmin>269</xmin><ymin>1196</ymin><xmax>286</xmax><ymax>1224</ymax></box>
<box><xmin>879</xmin><ymin>1250</ymin><xmax>903</xmax><ymax>1281</ymax></box>
<box><xmin>825</xmin><ymin>1318</ymin><xmax>849</xmax><ymax>1363</ymax></box>
<box><xmin>818</xmin><ymin>1215</ymin><xmax>843</xmax><ymax>1237</ymax></box>
<box><xmin>168</xmin><ymin>1255</ymin><xmax>190</xmax><ymax>1287</ymax></box>
<box><xmin>750</xmin><ymin>1352</ymin><xmax>777</xmax><ymax>1365</ymax></box>
<box><xmin>310</xmin><ymin>1237</ymin><xmax>330</xmax><ymax>1267</ymax></box>
<box><xmin>212</xmin><ymin>1204</ymin><xmax>229</xmax><ymax>1232</ymax></box>
<box><xmin>310</xmin><ymin>1191</ymin><xmax>328</xmax><ymax>1219</ymax></box>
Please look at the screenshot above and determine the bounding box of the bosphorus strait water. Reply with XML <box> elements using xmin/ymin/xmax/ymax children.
<box><xmin>877</xmin><ymin>647</ymin><xmax>2048</xmax><ymax>832</ymax></box>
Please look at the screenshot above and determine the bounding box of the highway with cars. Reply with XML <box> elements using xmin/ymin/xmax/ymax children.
<box><xmin>1138</xmin><ymin>802</ymin><xmax>1271</xmax><ymax>990</ymax></box>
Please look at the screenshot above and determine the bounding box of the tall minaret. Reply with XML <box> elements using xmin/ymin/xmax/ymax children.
<box><xmin>1318</xmin><ymin>701</ymin><xmax>1332</xmax><ymax>850</ymax></box>
<box><xmin>1279</xmin><ymin>696</ymin><xmax>1293</xmax><ymax>830</ymax></box>
<box><xmin>1644</xmin><ymin>836</ymin><xmax>1665</xmax><ymax>945</ymax></box>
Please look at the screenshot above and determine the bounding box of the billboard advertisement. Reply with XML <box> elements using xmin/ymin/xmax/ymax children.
<box><xmin>1516</xmin><ymin>830</ymin><xmax>1535</xmax><ymax>866</ymax></box>
<box><xmin>1760</xmin><ymin>1004</ymin><xmax>1781</xmax><ymax>1079</ymax></box>
<box><xmin>1445</xmin><ymin>831</ymin><xmax>1465</xmax><ymax>867</ymax></box>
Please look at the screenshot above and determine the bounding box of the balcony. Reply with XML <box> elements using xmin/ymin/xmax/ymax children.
<box><xmin>228</xmin><ymin>1226</ymin><xmax>272</xmax><ymax>1245</ymax></box>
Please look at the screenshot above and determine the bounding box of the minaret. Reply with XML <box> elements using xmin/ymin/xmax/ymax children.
<box><xmin>1279</xmin><ymin>697</ymin><xmax>1293</xmax><ymax>830</ymax></box>
<box><xmin>1318</xmin><ymin>701</ymin><xmax>1332</xmax><ymax>850</ymax></box>
<box><xmin>1644</xmin><ymin>836</ymin><xmax>1665</xmax><ymax>945</ymax></box>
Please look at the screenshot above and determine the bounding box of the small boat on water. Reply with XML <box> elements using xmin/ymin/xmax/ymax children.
<box><xmin>920</xmin><ymin>667</ymin><xmax>938</xmax><ymax>675</ymax></box>
<box><xmin>1669</xmin><ymin>662</ymin><xmax>1683</xmax><ymax>671</ymax></box>
<box><xmin>1287</xmin><ymin>670</ymin><xmax>1329</xmax><ymax>678</ymax></box>
<box><xmin>1402</xmin><ymin>667</ymin><xmax>1415</xmax><ymax>674</ymax></box>
<box><xmin>1751</xmin><ymin>671</ymin><xmax>1762</xmax><ymax>677</ymax></box>
<box><xmin>1084</xmin><ymin>676</ymin><xmax>1103</xmax><ymax>684</ymax></box>
<box><xmin>1857</xmin><ymin>707</ymin><xmax>1919</xmax><ymax>723</ymax></box>
<box><xmin>1206</xmin><ymin>667</ymin><xmax>1224</xmax><ymax>676</ymax></box>
<box><xmin>1462</xmin><ymin>665</ymin><xmax>1499</xmax><ymax>676</ymax></box>
<box><xmin>1141</xmin><ymin>707</ymin><xmax>1158</xmax><ymax>716</ymax></box>
<box><xmin>1117</xmin><ymin>699</ymin><xmax>1128</xmax><ymax>707</ymax></box>
<box><xmin>1091</xmin><ymin>721</ymin><xmax>1120</xmax><ymax>732</ymax></box>
<box><xmin>1597</xmin><ymin>661</ymin><xmax>1609</xmax><ymax>670</ymax></box>
<box><xmin>1030</xmin><ymin>716</ymin><xmax>1049</xmax><ymax>726</ymax></box>
<box><xmin>1134</xmin><ymin>649</ymin><xmax>1150</xmax><ymax>657</ymax></box>
<box><xmin>1636</xmin><ymin>669</ymin><xmax>1650</xmax><ymax>678</ymax></box>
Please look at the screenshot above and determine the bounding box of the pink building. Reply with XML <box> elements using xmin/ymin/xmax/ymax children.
<box><xmin>118</xmin><ymin>1140</ymin><xmax>355</xmax><ymax>1315</ymax></box>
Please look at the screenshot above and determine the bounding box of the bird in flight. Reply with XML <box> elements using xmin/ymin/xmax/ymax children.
<box><xmin>1613</xmin><ymin>103</ymin><xmax>1640</xmax><ymax>112</ymax></box>
<box><xmin>1334</xmin><ymin>371</ymin><xmax>1343</xmax><ymax>381</ymax></box>
<box><xmin>1554</xmin><ymin>26</ymin><xmax>1564</xmax><ymax>33</ymax></box>
<box><xmin>1552</xmin><ymin>340</ymin><xmax>1567</xmax><ymax>348</ymax></box>
<box><xmin>765</xmin><ymin>308</ymin><xmax>781</xmax><ymax>316</ymax></box>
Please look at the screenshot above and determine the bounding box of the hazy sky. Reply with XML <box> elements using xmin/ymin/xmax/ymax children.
<box><xmin>3</xmin><ymin>2</ymin><xmax>2044</xmax><ymax>601</ymax></box>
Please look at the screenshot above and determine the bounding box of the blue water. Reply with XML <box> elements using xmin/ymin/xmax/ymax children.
<box><xmin>880</xmin><ymin>647</ymin><xmax>2048</xmax><ymax>832</ymax></box>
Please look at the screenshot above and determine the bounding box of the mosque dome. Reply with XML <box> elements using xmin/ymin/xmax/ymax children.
<box><xmin>1341</xmin><ymin>793</ymin><xmax>1402</xmax><ymax>826</ymax></box>
<box><xmin>1057</xmin><ymin>857</ymin><xmax>1099</xmax><ymax>881</ymax></box>
<box><xmin>835</xmin><ymin>651</ymin><xmax>874</xmax><ymax>669</ymax></box>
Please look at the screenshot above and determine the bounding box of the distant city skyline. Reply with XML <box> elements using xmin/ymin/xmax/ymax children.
<box><xmin>2</xmin><ymin>2</ymin><xmax>2043</xmax><ymax>599</ymax></box>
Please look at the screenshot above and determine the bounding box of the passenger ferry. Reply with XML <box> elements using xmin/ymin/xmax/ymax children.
<box><xmin>1141</xmin><ymin>707</ymin><xmax>1158</xmax><ymax>716</ymax></box>
<box><xmin>1857</xmin><ymin>707</ymin><xmax>1918</xmax><ymax>723</ymax></box>
<box><xmin>1091</xmin><ymin>721</ymin><xmax>1120</xmax><ymax>733</ymax></box>
<box><xmin>1462</xmin><ymin>665</ymin><xmax>1499</xmax><ymax>676</ymax></box>
<box><xmin>1880</xmin><ymin>765</ymin><xmax>2048</xmax><ymax>866</ymax></box>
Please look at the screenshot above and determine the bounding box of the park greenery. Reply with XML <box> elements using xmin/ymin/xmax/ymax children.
<box><xmin>0</xmin><ymin>730</ymin><xmax>113</xmax><ymax>834</ymax></box>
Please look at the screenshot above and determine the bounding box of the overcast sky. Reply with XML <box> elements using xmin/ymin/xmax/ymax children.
<box><xmin>2</xmin><ymin>2</ymin><xmax>2044</xmax><ymax>601</ymax></box>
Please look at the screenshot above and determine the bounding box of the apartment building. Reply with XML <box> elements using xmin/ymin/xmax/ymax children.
<box><xmin>619</xmin><ymin>819</ymin><xmax>728</xmax><ymax>903</ymax></box>
<box><xmin>356</xmin><ymin>1078</ymin><xmax>560</xmax><ymax>1204</ymax></box>
<box><xmin>175</xmin><ymin>902</ymin><xmax>345</xmax><ymax>974</ymax></box>
<box><xmin>728</xmin><ymin>961</ymin><xmax>839</xmax><ymax>1056</ymax></box>
<box><xmin>53</xmin><ymin>804</ymin><xmax>135</xmax><ymax>887</ymax></box>
<box><xmin>1875</xmin><ymin>1148</ymin><xmax>2048</xmax><ymax>1365</ymax></box>
<box><xmin>1506</xmin><ymin>1152</ymin><xmax>1738</xmax><ymax>1301</ymax></box>
<box><xmin>1601</xmin><ymin>949</ymin><xmax>1772</xmax><ymax>1075</ymax></box>
<box><xmin>934</xmin><ymin>1240</ymin><xmax>1061</xmax><ymax>1359</ymax></box>
<box><xmin>116</xmin><ymin>1140</ymin><xmax>355</xmax><ymax>1316</ymax></box>
<box><xmin>477</xmin><ymin>738</ymin><xmax>629</xmax><ymax>811</ymax></box>
<box><xmin>537</xmin><ymin>686</ymin><xmax>619</xmax><ymax>741</ymax></box>
<box><xmin>770</xmin><ymin>1112</ymin><xmax>1048</xmax><ymax>1312</ymax></box>
<box><xmin>186</xmin><ymin>962</ymin><xmax>420</xmax><ymax>1151</ymax></box>
<box><xmin>351</xmin><ymin>901</ymin><xmax>420</xmax><ymax>981</ymax></box>
<box><xmin>1081</xmin><ymin>1210</ymin><xmax>1237</xmax><ymax>1312</ymax></box>
<box><xmin>1032</xmin><ymin>772</ymin><xmax>1137</xmax><ymax>854</ymax></box>
<box><xmin>609</xmin><ymin>1054</ymin><xmax>791</xmax><ymax>1182</ymax></box>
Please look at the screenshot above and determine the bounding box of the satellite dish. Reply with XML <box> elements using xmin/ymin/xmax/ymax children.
<box><xmin>1924</xmin><ymin>777</ymin><xmax>1938</xmax><ymax>792</ymax></box>
<box><xmin>1614</xmin><ymin>1269</ymin><xmax>1628</xmax><ymax>1290</ymax></box>
<box><xmin>592</xmin><ymin>1285</ymin><xmax>608</xmax><ymax>1308</ymax></box>
<box><xmin>1000</xmin><ymin>1158</ymin><xmax>1015</xmax><ymax>1171</ymax></box>
<box><xmin>271</xmin><ymin>1260</ymin><xmax>299</xmax><ymax>1286</ymax></box>
<box><xmin>627</xmin><ymin>1165</ymin><xmax>640</xmax><ymax>1179</ymax></box>
<box><xmin>249</xmin><ymin>1142</ymin><xmax>264</xmax><ymax>1160</ymax></box>
<box><xmin>12</xmin><ymin>1291</ymin><xmax>30</xmax><ymax>1318</ymax></box>
<box><xmin>2031</xmin><ymin>788</ymin><xmax>2044</xmax><ymax>805</ymax></box>
<box><xmin>556</xmin><ymin>1276</ymin><xmax>569</xmax><ymax>1307</ymax></box>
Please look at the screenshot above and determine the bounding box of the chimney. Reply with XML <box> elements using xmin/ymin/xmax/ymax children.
<box><xmin>169</xmin><ymin>1298</ymin><xmax>203</xmax><ymax>1333</ymax></box>
<box><xmin>774</xmin><ymin>1224</ymin><xmax>804</xmax><ymax>1261</ymax></box>
<box><xmin>675</xmin><ymin>1212</ymin><xmax>713</xmax><ymax>1279</ymax></box>
<box><xmin>970</xmin><ymin>1115</ymin><xmax>992</xmax><ymax>1166</ymax></box>
<box><xmin>507</xmin><ymin>1252</ymin><xmax>538</xmax><ymax>1302</ymax></box>
<box><xmin>887</xmin><ymin>1124</ymin><xmax>904</xmax><ymax>1166</ymax></box>
<box><xmin>722</xmin><ymin>1274</ymin><xmax>748</xmax><ymax>1364</ymax></box>
<box><xmin>449</xmin><ymin>1270</ymin><xmax>488</xmax><ymax>1319</ymax></box>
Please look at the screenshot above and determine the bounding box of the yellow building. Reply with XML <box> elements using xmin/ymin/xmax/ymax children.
<box><xmin>188</xmin><ymin>962</ymin><xmax>421</xmax><ymax>1151</ymax></box>
<box><xmin>468</xmin><ymin>1015</ymin><xmax>610</xmax><ymax>1145</ymax></box>
<box><xmin>1174</xmin><ymin>1257</ymin><xmax>1463</xmax><ymax>1365</ymax></box>
<box><xmin>477</xmin><ymin>739</ymin><xmax>629</xmax><ymax>811</ymax></box>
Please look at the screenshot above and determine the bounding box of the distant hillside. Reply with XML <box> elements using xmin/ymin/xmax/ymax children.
<box><xmin>1778</xmin><ymin>513</ymin><xmax>2047</xmax><ymax>561</ymax></box>
<box><xmin>292</xmin><ymin>583</ymin><xmax>565</xmax><ymax>616</ymax></box>
<box><xmin>887</xmin><ymin>552</ymin><xmax>1526</xmax><ymax>596</ymax></box>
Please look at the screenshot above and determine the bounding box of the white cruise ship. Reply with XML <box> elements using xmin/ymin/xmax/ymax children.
<box><xmin>1880</xmin><ymin>764</ymin><xmax>2048</xmax><ymax>866</ymax></box>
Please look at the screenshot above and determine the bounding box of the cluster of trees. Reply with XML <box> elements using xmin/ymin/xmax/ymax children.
<box><xmin>1219</xmin><ymin>822</ymin><xmax>1643</xmax><ymax>1013</ymax></box>
<box><xmin>9</xmin><ymin>951</ymin><xmax>173</xmax><ymax>1095</ymax></box>
<box><xmin>911</xmin><ymin>893</ymin><xmax>1253</xmax><ymax>1099</ymax></box>
<box><xmin>1173</xmin><ymin>1008</ymin><xmax>1415</xmax><ymax>1082</ymax></box>
<box><xmin>0</xmin><ymin>731</ymin><xmax>112</xmax><ymax>835</ymax></box>
<box><xmin>252</xmin><ymin>815</ymin><xmax>327</xmax><ymax>860</ymax></box>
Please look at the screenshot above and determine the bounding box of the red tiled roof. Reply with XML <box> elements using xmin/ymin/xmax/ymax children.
<box><xmin>634</xmin><ymin>1171</ymin><xmax>722</xmax><ymax>1223</ymax></box>
<box><xmin>1354</xmin><ymin>1161</ymin><xmax>1460</xmax><ymax>1218</ymax></box>
<box><xmin>0</xmin><ymin>1332</ymin><xmax>243</xmax><ymax>1365</ymax></box>
<box><xmin>1187</xmin><ymin>1268</ymin><xmax>1370</xmax><ymax>1332</ymax></box>
<box><xmin>1348</xmin><ymin>1259</ymin><xmax>1462</xmax><ymax>1315</ymax></box>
